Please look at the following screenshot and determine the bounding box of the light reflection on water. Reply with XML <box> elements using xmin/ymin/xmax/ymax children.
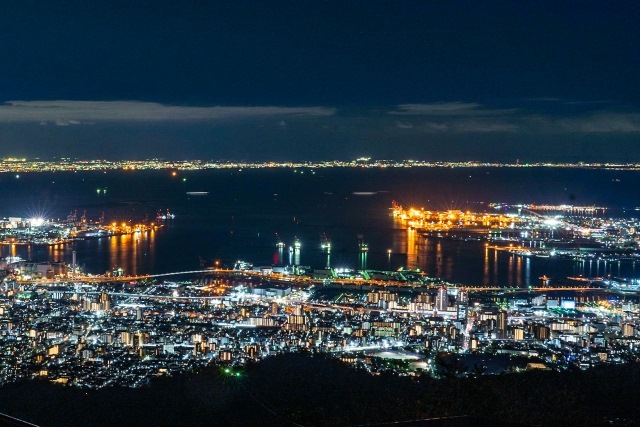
<box><xmin>3</xmin><ymin>219</ymin><xmax>639</xmax><ymax>289</ymax></box>
<box><xmin>5</xmin><ymin>230</ymin><xmax>158</xmax><ymax>277</ymax></box>
<box><xmin>0</xmin><ymin>167</ymin><xmax>638</xmax><ymax>289</ymax></box>
<box><xmin>389</xmin><ymin>226</ymin><xmax>639</xmax><ymax>287</ymax></box>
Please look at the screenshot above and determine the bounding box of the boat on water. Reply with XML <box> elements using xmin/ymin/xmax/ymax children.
<box><xmin>75</xmin><ymin>229</ymin><xmax>108</xmax><ymax>238</ymax></box>
<box><xmin>186</xmin><ymin>191</ymin><xmax>209</xmax><ymax>196</ymax></box>
<box><xmin>156</xmin><ymin>209</ymin><xmax>175</xmax><ymax>220</ymax></box>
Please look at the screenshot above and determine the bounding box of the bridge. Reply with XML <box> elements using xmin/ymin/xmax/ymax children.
<box><xmin>459</xmin><ymin>286</ymin><xmax>607</xmax><ymax>293</ymax></box>
<box><xmin>17</xmin><ymin>268</ymin><xmax>619</xmax><ymax>295</ymax></box>
<box><xmin>21</xmin><ymin>269</ymin><xmax>225</xmax><ymax>284</ymax></box>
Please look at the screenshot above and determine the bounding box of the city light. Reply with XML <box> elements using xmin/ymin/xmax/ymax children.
<box><xmin>0</xmin><ymin>158</ymin><xmax>639</xmax><ymax>173</ymax></box>
<box><xmin>29</xmin><ymin>218</ymin><xmax>45</xmax><ymax>227</ymax></box>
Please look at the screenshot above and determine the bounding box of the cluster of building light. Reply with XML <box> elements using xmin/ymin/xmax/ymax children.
<box><xmin>2</xmin><ymin>157</ymin><xmax>640</xmax><ymax>173</ymax></box>
<box><xmin>0</xmin><ymin>214</ymin><xmax>160</xmax><ymax>252</ymax></box>
<box><xmin>0</xmin><ymin>217</ymin><xmax>72</xmax><ymax>246</ymax></box>
<box><xmin>393</xmin><ymin>204</ymin><xmax>523</xmax><ymax>231</ymax></box>
<box><xmin>1</xmin><ymin>263</ymin><xmax>640</xmax><ymax>388</ymax></box>
<box><xmin>393</xmin><ymin>203</ymin><xmax>640</xmax><ymax>260</ymax></box>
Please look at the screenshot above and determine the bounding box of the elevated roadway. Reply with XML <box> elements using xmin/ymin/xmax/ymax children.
<box><xmin>16</xmin><ymin>268</ymin><xmax>619</xmax><ymax>295</ymax></box>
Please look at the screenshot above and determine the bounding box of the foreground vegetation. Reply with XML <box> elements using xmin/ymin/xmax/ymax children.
<box><xmin>0</xmin><ymin>354</ymin><xmax>639</xmax><ymax>426</ymax></box>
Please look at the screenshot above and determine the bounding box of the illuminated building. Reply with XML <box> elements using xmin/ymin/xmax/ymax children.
<box><xmin>497</xmin><ymin>311</ymin><xmax>507</xmax><ymax>338</ymax></box>
<box><xmin>456</xmin><ymin>303</ymin><xmax>468</xmax><ymax>323</ymax></box>
<box><xmin>270</xmin><ymin>302</ymin><xmax>279</xmax><ymax>315</ymax></box>
<box><xmin>514</xmin><ymin>328</ymin><xmax>525</xmax><ymax>340</ymax></box>
<box><xmin>367</xmin><ymin>292</ymin><xmax>380</xmax><ymax>304</ymax></box>
<box><xmin>436</xmin><ymin>287</ymin><xmax>448</xmax><ymax>311</ymax></box>
<box><xmin>534</xmin><ymin>325</ymin><xmax>550</xmax><ymax>340</ymax></box>
<box><xmin>622</xmin><ymin>324</ymin><xmax>635</xmax><ymax>337</ymax></box>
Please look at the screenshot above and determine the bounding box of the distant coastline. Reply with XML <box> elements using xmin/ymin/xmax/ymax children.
<box><xmin>2</xmin><ymin>157</ymin><xmax>640</xmax><ymax>173</ymax></box>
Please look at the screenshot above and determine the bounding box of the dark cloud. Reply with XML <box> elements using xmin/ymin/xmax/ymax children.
<box><xmin>0</xmin><ymin>101</ymin><xmax>334</xmax><ymax>124</ymax></box>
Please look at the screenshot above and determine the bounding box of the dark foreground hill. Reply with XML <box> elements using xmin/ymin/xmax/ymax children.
<box><xmin>0</xmin><ymin>354</ymin><xmax>639</xmax><ymax>427</ymax></box>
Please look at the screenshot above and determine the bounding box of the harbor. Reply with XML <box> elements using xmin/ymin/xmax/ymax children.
<box><xmin>0</xmin><ymin>211</ymin><xmax>164</xmax><ymax>246</ymax></box>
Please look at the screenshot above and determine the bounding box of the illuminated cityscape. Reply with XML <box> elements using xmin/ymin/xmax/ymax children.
<box><xmin>0</xmin><ymin>171</ymin><xmax>638</xmax><ymax>424</ymax></box>
<box><xmin>2</xmin><ymin>0</ymin><xmax>639</xmax><ymax>425</ymax></box>
<box><xmin>2</xmin><ymin>263</ymin><xmax>640</xmax><ymax>390</ymax></box>
<box><xmin>1</xmin><ymin>199</ymin><xmax>640</xmax><ymax>392</ymax></box>
<box><xmin>3</xmin><ymin>157</ymin><xmax>640</xmax><ymax>172</ymax></box>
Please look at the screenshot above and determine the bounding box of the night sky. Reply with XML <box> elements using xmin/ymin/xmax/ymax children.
<box><xmin>0</xmin><ymin>1</ymin><xmax>639</xmax><ymax>161</ymax></box>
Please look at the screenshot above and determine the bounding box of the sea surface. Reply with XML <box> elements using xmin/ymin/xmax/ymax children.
<box><xmin>1</xmin><ymin>167</ymin><xmax>639</xmax><ymax>285</ymax></box>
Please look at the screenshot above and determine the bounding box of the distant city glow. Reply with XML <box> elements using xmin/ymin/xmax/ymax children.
<box><xmin>1</xmin><ymin>157</ymin><xmax>640</xmax><ymax>173</ymax></box>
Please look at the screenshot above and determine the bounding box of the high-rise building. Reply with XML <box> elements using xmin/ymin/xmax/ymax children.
<box><xmin>270</xmin><ymin>302</ymin><xmax>279</xmax><ymax>315</ymax></box>
<box><xmin>415</xmin><ymin>292</ymin><xmax>431</xmax><ymax>304</ymax></box>
<box><xmin>120</xmin><ymin>331</ymin><xmax>133</xmax><ymax>346</ymax></box>
<box><xmin>379</xmin><ymin>291</ymin><xmax>397</xmax><ymax>302</ymax></box>
<box><xmin>497</xmin><ymin>311</ymin><xmax>508</xmax><ymax>338</ymax></box>
<box><xmin>367</xmin><ymin>292</ymin><xmax>380</xmax><ymax>304</ymax></box>
<box><xmin>533</xmin><ymin>324</ymin><xmax>550</xmax><ymax>340</ymax></box>
<box><xmin>456</xmin><ymin>303</ymin><xmax>468</xmax><ymax>323</ymax></box>
<box><xmin>457</xmin><ymin>290</ymin><xmax>468</xmax><ymax>303</ymax></box>
<box><xmin>436</xmin><ymin>287</ymin><xmax>448</xmax><ymax>311</ymax></box>
<box><xmin>100</xmin><ymin>291</ymin><xmax>111</xmax><ymax>311</ymax></box>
